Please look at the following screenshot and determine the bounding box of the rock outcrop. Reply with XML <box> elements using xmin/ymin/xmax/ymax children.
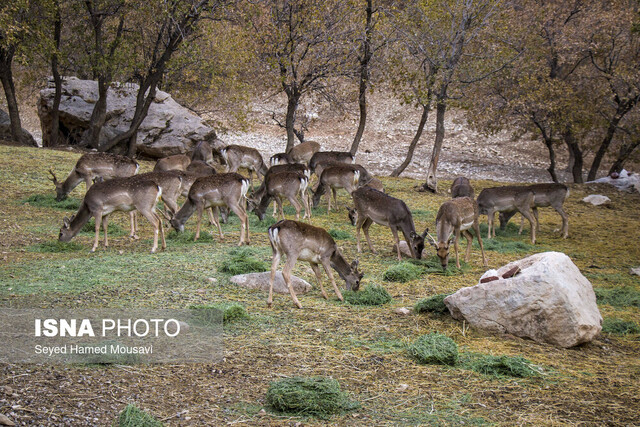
<box><xmin>0</xmin><ymin>108</ymin><xmax>37</xmax><ymax>146</ymax></box>
<box><xmin>229</xmin><ymin>272</ymin><xmax>312</xmax><ymax>295</ymax></box>
<box><xmin>444</xmin><ymin>252</ymin><xmax>602</xmax><ymax>348</ymax></box>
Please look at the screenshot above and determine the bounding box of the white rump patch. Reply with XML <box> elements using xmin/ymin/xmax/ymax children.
<box><xmin>353</xmin><ymin>170</ymin><xmax>360</xmax><ymax>186</ymax></box>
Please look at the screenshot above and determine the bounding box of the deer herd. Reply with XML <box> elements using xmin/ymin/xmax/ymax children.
<box><xmin>50</xmin><ymin>141</ymin><xmax>570</xmax><ymax>308</ymax></box>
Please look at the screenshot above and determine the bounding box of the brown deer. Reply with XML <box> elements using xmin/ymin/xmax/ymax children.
<box><xmin>249</xmin><ymin>171</ymin><xmax>311</xmax><ymax>221</ymax></box>
<box><xmin>153</xmin><ymin>154</ymin><xmax>191</xmax><ymax>172</ymax></box>
<box><xmin>186</xmin><ymin>160</ymin><xmax>217</xmax><ymax>175</ymax></box>
<box><xmin>426</xmin><ymin>197</ymin><xmax>488</xmax><ymax>270</ymax></box>
<box><xmin>270</xmin><ymin>140</ymin><xmax>321</xmax><ymax>166</ymax></box>
<box><xmin>309</xmin><ymin>151</ymin><xmax>355</xmax><ymax>175</ymax></box>
<box><xmin>220</xmin><ymin>145</ymin><xmax>268</xmax><ymax>183</ymax></box>
<box><xmin>252</xmin><ymin>163</ymin><xmax>311</xmax><ymax>217</ymax></box>
<box><xmin>58</xmin><ymin>176</ymin><xmax>166</xmax><ymax>253</ymax></box>
<box><xmin>312</xmin><ymin>164</ymin><xmax>373</xmax><ymax>212</ymax></box>
<box><xmin>498</xmin><ymin>183</ymin><xmax>569</xmax><ymax>238</ymax></box>
<box><xmin>347</xmin><ymin>186</ymin><xmax>427</xmax><ymax>261</ymax></box>
<box><xmin>477</xmin><ymin>186</ymin><xmax>536</xmax><ymax>244</ymax></box>
<box><xmin>190</xmin><ymin>141</ymin><xmax>214</xmax><ymax>165</ymax></box>
<box><xmin>451</xmin><ymin>176</ymin><xmax>474</xmax><ymax>199</ymax></box>
<box><xmin>170</xmin><ymin>173</ymin><xmax>250</xmax><ymax>245</ymax></box>
<box><xmin>267</xmin><ymin>219</ymin><xmax>363</xmax><ymax>308</ymax></box>
<box><xmin>49</xmin><ymin>153</ymin><xmax>139</xmax><ymax>201</ymax></box>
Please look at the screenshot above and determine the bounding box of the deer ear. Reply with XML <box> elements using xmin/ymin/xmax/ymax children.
<box><xmin>63</xmin><ymin>216</ymin><xmax>70</xmax><ymax>228</ymax></box>
<box><xmin>410</xmin><ymin>231</ymin><xmax>418</xmax><ymax>239</ymax></box>
<box><xmin>351</xmin><ymin>259</ymin><xmax>359</xmax><ymax>270</ymax></box>
<box><xmin>421</xmin><ymin>228</ymin><xmax>429</xmax><ymax>238</ymax></box>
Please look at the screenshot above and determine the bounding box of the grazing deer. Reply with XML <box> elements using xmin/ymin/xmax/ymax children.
<box><xmin>267</xmin><ymin>219</ymin><xmax>363</xmax><ymax>308</ymax></box>
<box><xmin>220</xmin><ymin>145</ymin><xmax>268</xmax><ymax>183</ymax></box>
<box><xmin>190</xmin><ymin>141</ymin><xmax>214</xmax><ymax>165</ymax></box>
<box><xmin>347</xmin><ymin>186</ymin><xmax>426</xmax><ymax>261</ymax></box>
<box><xmin>186</xmin><ymin>160</ymin><xmax>217</xmax><ymax>175</ymax></box>
<box><xmin>249</xmin><ymin>171</ymin><xmax>311</xmax><ymax>221</ymax></box>
<box><xmin>312</xmin><ymin>164</ymin><xmax>374</xmax><ymax>212</ymax></box>
<box><xmin>451</xmin><ymin>176</ymin><xmax>474</xmax><ymax>199</ymax></box>
<box><xmin>426</xmin><ymin>197</ymin><xmax>487</xmax><ymax>270</ymax></box>
<box><xmin>270</xmin><ymin>140</ymin><xmax>322</xmax><ymax>166</ymax></box>
<box><xmin>252</xmin><ymin>163</ymin><xmax>311</xmax><ymax>217</ymax></box>
<box><xmin>170</xmin><ymin>173</ymin><xmax>250</xmax><ymax>245</ymax></box>
<box><xmin>477</xmin><ymin>186</ymin><xmax>536</xmax><ymax>244</ymax></box>
<box><xmin>309</xmin><ymin>151</ymin><xmax>355</xmax><ymax>175</ymax></box>
<box><xmin>58</xmin><ymin>176</ymin><xmax>166</xmax><ymax>253</ymax></box>
<box><xmin>49</xmin><ymin>153</ymin><xmax>139</xmax><ymax>201</ymax></box>
<box><xmin>153</xmin><ymin>154</ymin><xmax>191</xmax><ymax>172</ymax></box>
<box><xmin>497</xmin><ymin>183</ymin><xmax>569</xmax><ymax>239</ymax></box>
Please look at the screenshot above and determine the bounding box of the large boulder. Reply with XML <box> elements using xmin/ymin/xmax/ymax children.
<box><xmin>38</xmin><ymin>77</ymin><xmax>218</xmax><ymax>157</ymax></box>
<box><xmin>229</xmin><ymin>272</ymin><xmax>312</xmax><ymax>295</ymax></box>
<box><xmin>444</xmin><ymin>252</ymin><xmax>602</xmax><ymax>348</ymax></box>
<box><xmin>0</xmin><ymin>108</ymin><xmax>37</xmax><ymax>146</ymax></box>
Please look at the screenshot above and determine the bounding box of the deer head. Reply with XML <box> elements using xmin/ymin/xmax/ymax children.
<box><xmin>58</xmin><ymin>215</ymin><xmax>75</xmax><ymax>242</ymax></box>
<box><xmin>409</xmin><ymin>229</ymin><xmax>428</xmax><ymax>260</ymax></box>
<box><xmin>335</xmin><ymin>259</ymin><xmax>363</xmax><ymax>291</ymax></box>
<box><xmin>426</xmin><ymin>229</ymin><xmax>454</xmax><ymax>270</ymax></box>
<box><xmin>48</xmin><ymin>168</ymin><xmax>66</xmax><ymax>201</ymax></box>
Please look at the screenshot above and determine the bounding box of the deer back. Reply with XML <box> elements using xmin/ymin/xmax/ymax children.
<box><xmin>477</xmin><ymin>186</ymin><xmax>534</xmax><ymax>214</ymax></box>
<box><xmin>528</xmin><ymin>183</ymin><xmax>569</xmax><ymax>208</ymax></box>
<box><xmin>289</xmin><ymin>140</ymin><xmax>321</xmax><ymax>164</ymax></box>
<box><xmin>451</xmin><ymin>177</ymin><xmax>474</xmax><ymax>199</ymax></box>
<box><xmin>191</xmin><ymin>141</ymin><xmax>214</xmax><ymax>165</ymax></box>
<box><xmin>154</xmin><ymin>154</ymin><xmax>191</xmax><ymax>172</ymax></box>
<box><xmin>309</xmin><ymin>151</ymin><xmax>354</xmax><ymax>173</ymax></box>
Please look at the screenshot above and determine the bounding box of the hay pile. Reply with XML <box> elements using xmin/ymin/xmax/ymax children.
<box><xmin>117</xmin><ymin>404</ymin><xmax>163</xmax><ymax>426</ymax></box>
<box><xmin>382</xmin><ymin>262</ymin><xmax>423</xmax><ymax>282</ymax></box>
<box><xmin>408</xmin><ymin>333</ymin><xmax>459</xmax><ymax>365</ymax></box>
<box><xmin>462</xmin><ymin>355</ymin><xmax>539</xmax><ymax>378</ymax></box>
<box><xmin>414</xmin><ymin>294</ymin><xmax>451</xmax><ymax>315</ymax></box>
<box><xmin>265</xmin><ymin>376</ymin><xmax>360</xmax><ymax>419</ymax></box>
<box><xmin>218</xmin><ymin>247</ymin><xmax>268</xmax><ymax>275</ymax></box>
<box><xmin>343</xmin><ymin>284</ymin><xmax>392</xmax><ymax>305</ymax></box>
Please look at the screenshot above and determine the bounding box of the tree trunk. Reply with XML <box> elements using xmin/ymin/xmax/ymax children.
<box><xmin>285</xmin><ymin>91</ymin><xmax>299</xmax><ymax>153</ymax></box>
<box><xmin>350</xmin><ymin>0</ymin><xmax>373</xmax><ymax>156</ymax></box>
<box><xmin>390</xmin><ymin>103</ymin><xmax>430</xmax><ymax>177</ymax></box>
<box><xmin>0</xmin><ymin>45</ymin><xmax>30</xmax><ymax>145</ymax></box>
<box><xmin>49</xmin><ymin>2</ymin><xmax>63</xmax><ymax>147</ymax></box>
<box><xmin>563</xmin><ymin>129</ymin><xmax>583</xmax><ymax>183</ymax></box>
<box><xmin>85</xmin><ymin>78</ymin><xmax>109</xmax><ymax>148</ymax></box>
<box><xmin>422</xmin><ymin>98</ymin><xmax>446</xmax><ymax>192</ymax></box>
<box><xmin>543</xmin><ymin>138</ymin><xmax>558</xmax><ymax>183</ymax></box>
<box><xmin>608</xmin><ymin>139</ymin><xmax>640</xmax><ymax>175</ymax></box>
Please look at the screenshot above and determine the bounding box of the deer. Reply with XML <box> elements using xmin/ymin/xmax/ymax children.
<box><xmin>312</xmin><ymin>164</ymin><xmax>374</xmax><ymax>212</ymax></box>
<box><xmin>477</xmin><ymin>185</ymin><xmax>537</xmax><ymax>244</ymax></box>
<box><xmin>498</xmin><ymin>183</ymin><xmax>569</xmax><ymax>238</ymax></box>
<box><xmin>252</xmin><ymin>163</ymin><xmax>311</xmax><ymax>217</ymax></box>
<box><xmin>248</xmin><ymin>171</ymin><xmax>311</xmax><ymax>221</ymax></box>
<box><xmin>48</xmin><ymin>152</ymin><xmax>139</xmax><ymax>201</ymax></box>
<box><xmin>153</xmin><ymin>154</ymin><xmax>191</xmax><ymax>172</ymax></box>
<box><xmin>219</xmin><ymin>145</ymin><xmax>268</xmax><ymax>184</ymax></box>
<box><xmin>58</xmin><ymin>176</ymin><xmax>166</xmax><ymax>253</ymax></box>
<box><xmin>186</xmin><ymin>160</ymin><xmax>217</xmax><ymax>175</ymax></box>
<box><xmin>267</xmin><ymin>219</ymin><xmax>363</xmax><ymax>309</ymax></box>
<box><xmin>309</xmin><ymin>151</ymin><xmax>355</xmax><ymax>175</ymax></box>
<box><xmin>270</xmin><ymin>140</ymin><xmax>321</xmax><ymax>166</ymax></box>
<box><xmin>451</xmin><ymin>176</ymin><xmax>474</xmax><ymax>199</ymax></box>
<box><xmin>190</xmin><ymin>141</ymin><xmax>214</xmax><ymax>165</ymax></box>
<box><xmin>169</xmin><ymin>173</ymin><xmax>250</xmax><ymax>245</ymax></box>
<box><xmin>426</xmin><ymin>197</ymin><xmax>488</xmax><ymax>270</ymax></box>
<box><xmin>347</xmin><ymin>186</ymin><xmax>427</xmax><ymax>261</ymax></box>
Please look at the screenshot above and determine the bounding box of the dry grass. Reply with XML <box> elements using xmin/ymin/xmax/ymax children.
<box><xmin>1</xmin><ymin>144</ymin><xmax>640</xmax><ymax>425</ymax></box>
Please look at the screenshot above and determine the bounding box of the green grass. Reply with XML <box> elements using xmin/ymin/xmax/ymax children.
<box><xmin>407</xmin><ymin>257</ymin><xmax>466</xmax><ymax>276</ymax></box>
<box><xmin>191</xmin><ymin>302</ymin><xmax>249</xmax><ymax>324</ymax></box>
<box><xmin>117</xmin><ymin>404</ymin><xmax>163</xmax><ymax>426</ymax></box>
<box><xmin>407</xmin><ymin>333</ymin><xmax>459</xmax><ymax>366</ymax></box>
<box><xmin>601</xmin><ymin>318</ymin><xmax>640</xmax><ymax>335</ymax></box>
<box><xmin>414</xmin><ymin>294</ymin><xmax>451</xmax><ymax>315</ymax></box>
<box><xmin>165</xmin><ymin>229</ymin><xmax>215</xmax><ymax>244</ymax></box>
<box><xmin>594</xmin><ymin>286</ymin><xmax>640</xmax><ymax>308</ymax></box>
<box><xmin>383</xmin><ymin>262</ymin><xmax>424</xmax><ymax>282</ymax></box>
<box><xmin>21</xmin><ymin>193</ymin><xmax>82</xmax><ymax>211</ymax></box>
<box><xmin>80</xmin><ymin>219</ymin><xmax>127</xmax><ymax>236</ymax></box>
<box><xmin>460</xmin><ymin>353</ymin><xmax>540</xmax><ymax>378</ymax></box>
<box><xmin>218</xmin><ymin>247</ymin><xmax>269</xmax><ymax>275</ymax></box>
<box><xmin>343</xmin><ymin>284</ymin><xmax>392</xmax><ymax>306</ymax></box>
<box><xmin>476</xmin><ymin>237</ymin><xmax>534</xmax><ymax>254</ymax></box>
<box><xmin>27</xmin><ymin>240</ymin><xmax>85</xmax><ymax>253</ymax></box>
<box><xmin>328</xmin><ymin>228</ymin><xmax>353</xmax><ymax>240</ymax></box>
<box><xmin>265</xmin><ymin>376</ymin><xmax>360</xmax><ymax>419</ymax></box>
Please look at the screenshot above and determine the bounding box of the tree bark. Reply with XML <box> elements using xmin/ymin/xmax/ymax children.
<box><xmin>49</xmin><ymin>2</ymin><xmax>63</xmax><ymax>147</ymax></box>
<box><xmin>543</xmin><ymin>138</ymin><xmax>559</xmax><ymax>183</ymax></box>
<box><xmin>563</xmin><ymin>128</ymin><xmax>583</xmax><ymax>183</ymax></box>
<box><xmin>390</xmin><ymin>103</ymin><xmax>430</xmax><ymax>177</ymax></box>
<box><xmin>0</xmin><ymin>45</ymin><xmax>31</xmax><ymax>145</ymax></box>
<box><xmin>608</xmin><ymin>138</ymin><xmax>640</xmax><ymax>175</ymax></box>
<box><xmin>284</xmin><ymin>89</ymin><xmax>300</xmax><ymax>153</ymax></box>
<box><xmin>350</xmin><ymin>0</ymin><xmax>373</xmax><ymax>156</ymax></box>
<box><xmin>422</xmin><ymin>97</ymin><xmax>446</xmax><ymax>192</ymax></box>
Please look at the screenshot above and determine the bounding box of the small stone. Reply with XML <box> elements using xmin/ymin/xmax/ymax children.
<box><xmin>394</xmin><ymin>307</ymin><xmax>411</xmax><ymax>315</ymax></box>
<box><xmin>0</xmin><ymin>414</ymin><xmax>15</xmax><ymax>426</ymax></box>
<box><xmin>582</xmin><ymin>195</ymin><xmax>611</xmax><ymax>206</ymax></box>
<box><xmin>257</xmin><ymin>409</ymin><xmax>267</xmax><ymax>417</ymax></box>
<box><xmin>396</xmin><ymin>384</ymin><xmax>409</xmax><ymax>392</ymax></box>
<box><xmin>207</xmin><ymin>277</ymin><xmax>218</xmax><ymax>283</ymax></box>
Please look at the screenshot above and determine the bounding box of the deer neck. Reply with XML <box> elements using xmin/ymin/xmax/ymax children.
<box><xmin>61</xmin><ymin>170</ymin><xmax>84</xmax><ymax>196</ymax></box>
<box><xmin>173</xmin><ymin>199</ymin><xmax>198</xmax><ymax>227</ymax></box>
<box><xmin>329</xmin><ymin>250</ymin><xmax>351</xmax><ymax>281</ymax></box>
<box><xmin>68</xmin><ymin>203</ymin><xmax>92</xmax><ymax>238</ymax></box>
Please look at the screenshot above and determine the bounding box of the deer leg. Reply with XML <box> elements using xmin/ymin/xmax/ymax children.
<box><xmin>207</xmin><ymin>207</ymin><xmax>216</xmax><ymax>226</ymax></box>
<box><xmin>310</xmin><ymin>262</ymin><xmax>328</xmax><ymax>299</ymax></box>
<box><xmin>361</xmin><ymin>217</ymin><xmax>377</xmax><ymax>254</ymax></box>
<box><xmin>518</xmin><ymin>214</ymin><xmax>525</xmax><ymax>235</ymax></box>
<box><xmin>129</xmin><ymin>212</ymin><xmax>139</xmax><ymax>239</ymax></box>
<box><xmin>390</xmin><ymin>226</ymin><xmax>403</xmax><ymax>261</ymax></box>
<box><xmin>473</xmin><ymin>222</ymin><xmax>488</xmax><ymax>266</ymax></box>
<box><xmin>331</xmin><ymin>188</ymin><xmax>338</xmax><ymax>210</ymax></box>
<box><xmin>102</xmin><ymin>215</ymin><xmax>109</xmax><ymax>248</ymax></box>
<box><xmin>533</xmin><ymin>207</ymin><xmax>540</xmax><ymax>232</ymax></box>
<box><xmin>92</xmin><ymin>212</ymin><xmax>102</xmax><ymax>252</ymax></box>
<box><xmin>228</xmin><ymin>203</ymin><xmax>249</xmax><ymax>246</ymax></box>
<box><xmin>84</xmin><ymin>177</ymin><xmax>92</xmax><ymax>191</ymax></box>
<box><xmin>267</xmin><ymin>250</ymin><xmax>281</xmax><ymax>308</ymax></box>
<box><xmin>137</xmin><ymin>209</ymin><xmax>162</xmax><ymax>253</ymax></box>
<box><xmin>487</xmin><ymin>211</ymin><xmax>495</xmax><ymax>239</ymax></box>
<box><xmin>326</xmin><ymin>189</ymin><xmax>332</xmax><ymax>212</ymax></box>
<box><xmin>283</xmin><ymin>257</ymin><xmax>302</xmax><ymax>309</ymax></box>
<box><xmin>321</xmin><ymin>260</ymin><xmax>343</xmax><ymax>302</ymax></box>
<box><xmin>194</xmin><ymin>204</ymin><xmax>204</xmax><ymax>242</ymax></box>
<box><xmin>211</xmin><ymin>207</ymin><xmax>224</xmax><ymax>240</ymax></box>
<box><xmin>556</xmin><ymin>206</ymin><xmax>569</xmax><ymax>238</ymax></box>
<box><xmin>462</xmin><ymin>229</ymin><xmax>473</xmax><ymax>262</ymax></box>
<box><xmin>518</xmin><ymin>207</ymin><xmax>536</xmax><ymax>244</ymax></box>
<box><xmin>454</xmin><ymin>230</ymin><xmax>461</xmax><ymax>269</ymax></box>
<box><xmin>287</xmin><ymin>194</ymin><xmax>302</xmax><ymax>221</ymax></box>
<box><xmin>157</xmin><ymin>213</ymin><xmax>166</xmax><ymax>250</ymax></box>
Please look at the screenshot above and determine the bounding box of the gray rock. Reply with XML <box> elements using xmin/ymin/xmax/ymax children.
<box><xmin>393</xmin><ymin>240</ymin><xmax>427</xmax><ymax>259</ymax></box>
<box><xmin>0</xmin><ymin>108</ymin><xmax>36</xmax><ymax>146</ymax></box>
<box><xmin>444</xmin><ymin>252</ymin><xmax>602</xmax><ymax>348</ymax></box>
<box><xmin>631</xmin><ymin>267</ymin><xmax>640</xmax><ymax>276</ymax></box>
<box><xmin>582</xmin><ymin>194</ymin><xmax>611</xmax><ymax>206</ymax></box>
<box><xmin>230</xmin><ymin>272</ymin><xmax>312</xmax><ymax>294</ymax></box>
<box><xmin>38</xmin><ymin>77</ymin><xmax>218</xmax><ymax>157</ymax></box>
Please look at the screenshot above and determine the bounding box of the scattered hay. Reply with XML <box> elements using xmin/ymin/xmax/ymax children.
<box><xmin>218</xmin><ymin>247</ymin><xmax>268</xmax><ymax>275</ymax></box>
<box><xmin>265</xmin><ymin>376</ymin><xmax>360</xmax><ymax>419</ymax></box>
<box><xmin>594</xmin><ymin>286</ymin><xmax>640</xmax><ymax>308</ymax></box>
<box><xmin>414</xmin><ymin>294</ymin><xmax>451</xmax><ymax>315</ymax></box>
<box><xmin>383</xmin><ymin>262</ymin><xmax>424</xmax><ymax>282</ymax></box>
<box><xmin>28</xmin><ymin>240</ymin><xmax>84</xmax><ymax>253</ymax></box>
<box><xmin>117</xmin><ymin>404</ymin><xmax>163</xmax><ymax>426</ymax></box>
<box><xmin>343</xmin><ymin>284</ymin><xmax>392</xmax><ymax>306</ymax></box>
<box><xmin>407</xmin><ymin>333</ymin><xmax>458</xmax><ymax>366</ymax></box>
<box><xmin>191</xmin><ymin>302</ymin><xmax>249</xmax><ymax>324</ymax></box>
<box><xmin>407</xmin><ymin>257</ymin><xmax>465</xmax><ymax>276</ymax></box>
<box><xmin>462</xmin><ymin>354</ymin><xmax>540</xmax><ymax>378</ymax></box>
<box><xmin>21</xmin><ymin>194</ymin><xmax>82</xmax><ymax>211</ymax></box>
<box><xmin>601</xmin><ymin>317</ymin><xmax>640</xmax><ymax>335</ymax></box>
<box><xmin>478</xmin><ymin>238</ymin><xmax>533</xmax><ymax>254</ymax></box>
<box><xmin>328</xmin><ymin>229</ymin><xmax>353</xmax><ymax>240</ymax></box>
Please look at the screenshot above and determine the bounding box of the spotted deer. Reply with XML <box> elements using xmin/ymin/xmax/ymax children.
<box><xmin>451</xmin><ymin>176</ymin><xmax>474</xmax><ymax>199</ymax></box>
<box><xmin>252</xmin><ymin>163</ymin><xmax>311</xmax><ymax>217</ymax></box>
<box><xmin>312</xmin><ymin>164</ymin><xmax>373</xmax><ymax>212</ymax></box>
<box><xmin>58</xmin><ymin>176</ymin><xmax>166</xmax><ymax>253</ymax></box>
<box><xmin>477</xmin><ymin>186</ymin><xmax>536</xmax><ymax>244</ymax></box>
<box><xmin>220</xmin><ymin>145</ymin><xmax>268</xmax><ymax>183</ymax></box>
<box><xmin>153</xmin><ymin>154</ymin><xmax>191</xmax><ymax>172</ymax></box>
<box><xmin>309</xmin><ymin>151</ymin><xmax>355</xmax><ymax>176</ymax></box>
<box><xmin>248</xmin><ymin>171</ymin><xmax>311</xmax><ymax>221</ymax></box>
<box><xmin>347</xmin><ymin>186</ymin><xmax>427</xmax><ymax>261</ymax></box>
<box><xmin>426</xmin><ymin>197</ymin><xmax>487</xmax><ymax>270</ymax></box>
<box><xmin>49</xmin><ymin>152</ymin><xmax>139</xmax><ymax>201</ymax></box>
<box><xmin>267</xmin><ymin>219</ymin><xmax>363</xmax><ymax>308</ymax></box>
<box><xmin>270</xmin><ymin>140</ymin><xmax>321</xmax><ymax>166</ymax></box>
<box><xmin>190</xmin><ymin>141</ymin><xmax>214</xmax><ymax>165</ymax></box>
<box><xmin>170</xmin><ymin>173</ymin><xmax>250</xmax><ymax>245</ymax></box>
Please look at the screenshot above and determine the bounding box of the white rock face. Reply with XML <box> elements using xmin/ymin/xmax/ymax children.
<box><xmin>229</xmin><ymin>272</ymin><xmax>312</xmax><ymax>294</ymax></box>
<box><xmin>38</xmin><ymin>77</ymin><xmax>218</xmax><ymax>157</ymax></box>
<box><xmin>444</xmin><ymin>252</ymin><xmax>602</xmax><ymax>348</ymax></box>
<box><xmin>582</xmin><ymin>195</ymin><xmax>611</xmax><ymax>206</ymax></box>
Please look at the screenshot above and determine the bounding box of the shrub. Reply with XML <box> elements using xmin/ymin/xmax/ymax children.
<box><xmin>117</xmin><ymin>404</ymin><xmax>163</xmax><ymax>427</ymax></box>
<box><xmin>414</xmin><ymin>294</ymin><xmax>451</xmax><ymax>315</ymax></box>
<box><xmin>383</xmin><ymin>262</ymin><xmax>423</xmax><ymax>282</ymax></box>
<box><xmin>219</xmin><ymin>247</ymin><xmax>268</xmax><ymax>275</ymax></box>
<box><xmin>22</xmin><ymin>194</ymin><xmax>82</xmax><ymax>211</ymax></box>
<box><xmin>407</xmin><ymin>333</ymin><xmax>458</xmax><ymax>365</ymax></box>
<box><xmin>343</xmin><ymin>284</ymin><xmax>392</xmax><ymax>306</ymax></box>
<box><xmin>464</xmin><ymin>355</ymin><xmax>539</xmax><ymax>378</ymax></box>
<box><xmin>601</xmin><ymin>317</ymin><xmax>640</xmax><ymax>335</ymax></box>
<box><xmin>265</xmin><ymin>376</ymin><xmax>360</xmax><ymax>419</ymax></box>
<box><xmin>328</xmin><ymin>229</ymin><xmax>353</xmax><ymax>240</ymax></box>
<box><xmin>28</xmin><ymin>241</ymin><xmax>84</xmax><ymax>253</ymax></box>
<box><xmin>191</xmin><ymin>302</ymin><xmax>250</xmax><ymax>324</ymax></box>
